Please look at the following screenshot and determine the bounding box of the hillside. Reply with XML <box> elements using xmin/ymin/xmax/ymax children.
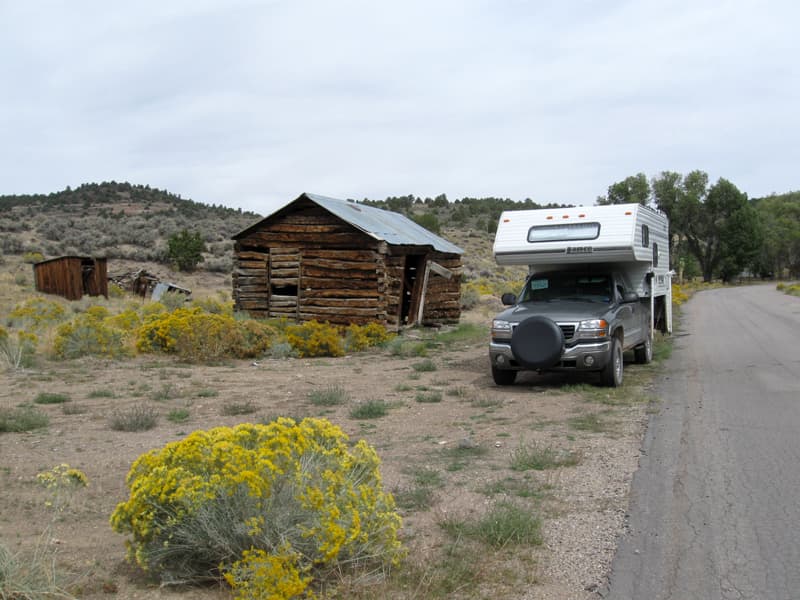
<box><xmin>0</xmin><ymin>183</ymin><xmax>536</xmax><ymax>298</ymax></box>
<box><xmin>0</xmin><ymin>182</ymin><xmax>259</xmax><ymax>273</ymax></box>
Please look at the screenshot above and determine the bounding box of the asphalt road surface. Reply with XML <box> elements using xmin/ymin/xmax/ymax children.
<box><xmin>607</xmin><ymin>285</ymin><xmax>800</xmax><ymax>600</ymax></box>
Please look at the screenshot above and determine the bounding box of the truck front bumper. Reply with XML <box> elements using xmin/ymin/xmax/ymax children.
<box><xmin>489</xmin><ymin>340</ymin><xmax>613</xmax><ymax>371</ymax></box>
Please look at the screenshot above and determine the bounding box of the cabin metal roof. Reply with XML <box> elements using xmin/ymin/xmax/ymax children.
<box><xmin>236</xmin><ymin>193</ymin><xmax>464</xmax><ymax>255</ymax></box>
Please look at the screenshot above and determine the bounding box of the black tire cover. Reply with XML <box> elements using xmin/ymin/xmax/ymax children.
<box><xmin>510</xmin><ymin>316</ymin><xmax>564</xmax><ymax>369</ymax></box>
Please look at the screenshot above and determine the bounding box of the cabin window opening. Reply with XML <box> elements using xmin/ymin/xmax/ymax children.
<box><xmin>528</xmin><ymin>222</ymin><xmax>600</xmax><ymax>243</ymax></box>
<box><xmin>653</xmin><ymin>243</ymin><xmax>659</xmax><ymax>267</ymax></box>
<box><xmin>642</xmin><ymin>225</ymin><xmax>650</xmax><ymax>247</ymax></box>
<box><xmin>271</xmin><ymin>283</ymin><xmax>298</xmax><ymax>296</ymax></box>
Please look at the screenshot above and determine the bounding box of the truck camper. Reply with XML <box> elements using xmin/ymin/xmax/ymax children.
<box><xmin>489</xmin><ymin>203</ymin><xmax>671</xmax><ymax>387</ymax></box>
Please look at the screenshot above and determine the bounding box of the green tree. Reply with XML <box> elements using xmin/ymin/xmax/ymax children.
<box><xmin>167</xmin><ymin>229</ymin><xmax>206</xmax><ymax>272</ymax></box>
<box><xmin>752</xmin><ymin>192</ymin><xmax>800</xmax><ymax>278</ymax></box>
<box><xmin>652</xmin><ymin>171</ymin><xmax>763</xmax><ymax>282</ymax></box>
<box><xmin>597</xmin><ymin>173</ymin><xmax>651</xmax><ymax>205</ymax></box>
<box><xmin>410</xmin><ymin>212</ymin><xmax>441</xmax><ymax>234</ymax></box>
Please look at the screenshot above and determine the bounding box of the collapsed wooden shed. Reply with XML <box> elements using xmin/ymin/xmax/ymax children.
<box><xmin>232</xmin><ymin>193</ymin><xmax>464</xmax><ymax>328</ymax></box>
<box><xmin>33</xmin><ymin>256</ymin><xmax>108</xmax><ymax>301</ymax></box>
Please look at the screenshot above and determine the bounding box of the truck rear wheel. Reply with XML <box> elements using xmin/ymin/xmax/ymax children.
<box><xmin>600</xmin><ymin>337</ymin><xmax>623</xmax><ymax>387</ymax></box>
<box><xmin>492</xmin><ymin>365</ymin><xmax>517</xmax><ymax>386</ymax></box>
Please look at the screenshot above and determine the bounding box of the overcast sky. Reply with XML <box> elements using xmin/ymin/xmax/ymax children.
<box><xmin>1</xmin><ymin>1</ymin><xmax>797</xmax><ymax>215</ymax></box>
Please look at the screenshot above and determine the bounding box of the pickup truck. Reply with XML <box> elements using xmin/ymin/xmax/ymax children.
<box><xmin>489</xmin><ymin>269</ymin><xmax>653</xmax><ymax>387</ymax></box>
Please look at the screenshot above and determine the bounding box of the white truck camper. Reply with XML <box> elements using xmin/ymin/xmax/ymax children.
<box><xmin>489</xmin><ymin>203</ymin><xmax>671</xmax><ymax>387</ymax></box>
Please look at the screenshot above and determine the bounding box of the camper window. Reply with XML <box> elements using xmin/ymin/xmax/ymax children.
<box><xmin>527</xmin><ymin>222</ymin><xmax>600</xmax><ymax>243</ymax></box>
<box><xmin>642</xmin><ymin>225</ymin><xmax>650</xmax><ymax>247</ymax></box>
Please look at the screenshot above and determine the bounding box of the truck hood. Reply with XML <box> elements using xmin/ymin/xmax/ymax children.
<box><xmin>496</xmin><ymin>300</ymin><xmax>613</xmax><ymax>323</ymax></box>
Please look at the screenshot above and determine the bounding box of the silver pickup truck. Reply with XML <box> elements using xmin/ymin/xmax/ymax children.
<box><xmin>489</xmin><ymin>269</ymin><xmax>653</xmax><ymax>387</ymax></box>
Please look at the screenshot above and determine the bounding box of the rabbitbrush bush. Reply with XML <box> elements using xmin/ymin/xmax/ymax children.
<box><xmin>343</xmin><ymin>322</ymin><xmax>394</xmax><ymax>352</ymax></box>
<box><xmin>285</xmin><ymin>320</ymin><xmax>345</xmax><ymax>357</ymax></box>
<box><xmin>53</xmin><ymin>305</ymin><xmax>129</xmax><ymax>359</ymax></box>
<box><xmin>135</xmin><ymin>307</ymin><xmax>277</xmax><ymax>361</ymax></box>
<box><xmin>110</xmin><ymin>418</ymin><xmax>403</xmax><ymax>597</ymax></box>
<box><xmin>9</xmin><ymin>297</ymin><xmax>67</xmax><ymax>331</ymax></box>
<box><xmin>287</xmin><ymin>321</ymin><xmax>393</xmax><ymax>357</ymax></box>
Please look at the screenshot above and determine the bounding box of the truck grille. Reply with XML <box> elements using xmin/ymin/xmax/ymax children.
<box><xmin>558</xmin><ymin>324</ymin><xmax>576</xmax><ymax>340</ymax></box>
<box><xmin>510</xmin><ymin>322</ymin><xmax>577</xmax><ymax>340</ymax></box>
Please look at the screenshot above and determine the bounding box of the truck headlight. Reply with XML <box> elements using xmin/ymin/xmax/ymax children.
<box><xmin>492</xmin><ymin>319</ymin><xmax>512</xmax><ymax>338</ymax></box>
<box><xmin>578</xmin><ymin>319</ymin><xmax>608</xmax><ymax>339</ymax></box>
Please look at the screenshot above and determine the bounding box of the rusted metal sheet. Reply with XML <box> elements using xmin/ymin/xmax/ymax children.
<box><xmin>33</xmin><ymin>256</ymin><xmax>108</xmax><ymax>300</ymax></box>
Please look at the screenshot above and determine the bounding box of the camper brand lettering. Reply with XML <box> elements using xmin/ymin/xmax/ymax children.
<box><xmin>566</xmin><ymin>246</ymin><xmax>593</xmax><ymax>254</ymax></box>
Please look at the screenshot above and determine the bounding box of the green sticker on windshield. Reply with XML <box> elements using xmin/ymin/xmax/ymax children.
<box><xmin>531</xmin><ymin>279</ymin><xmax>549</xmax><ymax>290</ymax></box>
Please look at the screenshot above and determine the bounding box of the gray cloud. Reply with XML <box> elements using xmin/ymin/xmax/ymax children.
<box><xmin>1</xmin><ymin>0</ymin><xmax>798</xmax><ymax>215</ymax></box>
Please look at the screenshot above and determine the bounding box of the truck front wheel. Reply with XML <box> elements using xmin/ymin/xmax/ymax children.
<box><xmin>600</xmin><ymin>337</ymin><xmax>623</xmax><ymax>387</ymax></box>
<box><xmin>634</xmin><ymin>330</ymin><xmax>653</xmax><ymax>364</ymax></box>
<box><xmin>492</xmin><ymin>365</ymin><xmax>517</xmax><ymax>386</ymax></box>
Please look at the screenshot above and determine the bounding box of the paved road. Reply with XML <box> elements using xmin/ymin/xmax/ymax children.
<box><xmin>607</xmin><ymin>285</ymin><xmax>800</xmax><ymax>600</ymax></box>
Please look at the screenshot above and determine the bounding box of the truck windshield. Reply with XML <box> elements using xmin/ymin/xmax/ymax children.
<box><xmin>519</xmin><ymin>273</ymin><xmax>612</xmax><ymax>303</ymax></box>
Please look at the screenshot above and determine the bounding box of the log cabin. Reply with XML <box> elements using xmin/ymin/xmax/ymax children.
<box><xmin>231</xmin><ymin>193</ymin><xmax>464</xmax><ymax>328</ymax></box>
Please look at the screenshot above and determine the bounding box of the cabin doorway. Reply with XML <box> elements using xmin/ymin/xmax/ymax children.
<box><xmin>400</xmin><ymin>254</ymin><xmax>426</xmax><ymax>325</ymax></box>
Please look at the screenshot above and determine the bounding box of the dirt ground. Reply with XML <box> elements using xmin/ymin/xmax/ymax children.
<box><xmin>0</xmin><ymin>303</ymin><xmax>654</xmax><ymax>599</ymax></box>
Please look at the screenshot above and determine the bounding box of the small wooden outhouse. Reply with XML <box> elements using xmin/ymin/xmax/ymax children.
<box><xmin>33</xmin><ymin>256</ymin><xmax>108</xmax><ymax>300</ymax></box>
<box><xmin>231</xmin><ymin>193</ymin><xmax>463</xmax><ymax>328</ymax></box>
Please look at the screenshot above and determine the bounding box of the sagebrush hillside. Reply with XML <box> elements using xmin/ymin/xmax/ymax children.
<box><xmin>0</xmin><ymin>182</ymin><xmax>258</xmax><ymax>273</ymax></box>
<box><xmin>0</xmin><ymin>183</ymin><xmax>539</xmax><ymax>296</ymax></box>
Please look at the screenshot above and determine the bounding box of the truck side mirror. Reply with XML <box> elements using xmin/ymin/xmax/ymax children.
<box><xmin>501</xmin><ymin>293</ymin><xmax>517</xmax><ymax>306</ymax></box>
<box><xmin>622</xmin><ymin>291</ymin><xmax>639</xmax><ymax>303</ymax></box>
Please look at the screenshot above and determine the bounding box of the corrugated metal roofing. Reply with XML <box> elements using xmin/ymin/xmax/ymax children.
<box><xmin>245</xmin><ymin>193</ymin><xmax>463</xmax><ymax>254</ymax></box>
<box><xmin>305</xmin><ymin>193</ymin><xmax>462</xmax><ymax>254</ymax></box>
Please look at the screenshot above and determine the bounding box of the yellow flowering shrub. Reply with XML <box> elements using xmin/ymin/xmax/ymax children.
<box><xmin>22</xmin><ymin>251</ymin><xmax>45</xmax><ymax>264</ymax></box>
<box><xmin>37</xmin><ymin>463</ymin><xmax>89</xmax><ymax>512</ymax></box>
<box><xmin>53</xmin><ymin>307</ymin><xmax>129</xmax><ymax>359</ymax></box>
<box><xmin>9</xmin><ymin>297</ymin><xmax>67</xmax><ymax>331</ymax></box>
<box><xmin>110</xmin><ymin>418</ymin><xmax>403</xmax><ymax>595</ymax></box>
<box><xmin>286</xmin><ymin>321</ymin><xmax>344</xmax><ymax>357</ymax></box>
<box><xmin>672</xmin><ymin>283</ymin><xmax>689</xmax><ymax>306</ymax></box>
<box><xmin>236</xmin><ymin>319</ymin><xmax>279</xmax><ymax>359</ymax></box>
<box><xmin>136</xmin><ymin>308</ymin><xmax>278</xmax><ymax>361</ymax></box>
<box><xmin>105</xmin><ymin>308</ymin><xmax>142</xmax><ymax>333</ymax></box>
<box><xmin>344</xmin><ymin>322</ymin><xmax>394</xmax><ymax>352</ymax></box>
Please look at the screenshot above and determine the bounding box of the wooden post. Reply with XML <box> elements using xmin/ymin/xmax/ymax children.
<box><xmin>416</xmin><ymin>261</ymin><xmax>431</xmax><ymax>325</ymax></box>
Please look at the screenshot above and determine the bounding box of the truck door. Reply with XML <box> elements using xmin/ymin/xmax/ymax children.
<box><xmin>614</xmin><ymin>276</ymin><xmax>643</xmax><ymax>349</ymax></box>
